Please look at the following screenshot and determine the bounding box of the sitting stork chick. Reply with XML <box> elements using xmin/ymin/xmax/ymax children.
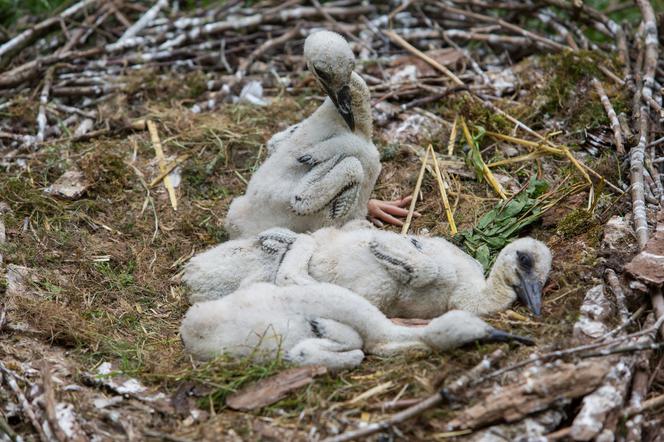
<box><xmin>183</xmin><ymin>225</ymin><xmax>552</xmax><ymax>318</ymax></box>
<box><xmin>180</xmin><ymin>282</ymin><xmax>534</xmax><ymax>371</ymax></box>
<box><xmin>225</xmin><ymin>30</ymin><xmax>380</xmax><ymax>238</ymax></box>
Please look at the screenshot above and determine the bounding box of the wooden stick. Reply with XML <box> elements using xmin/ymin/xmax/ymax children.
<box><xmin>0</xmin><ymin>0</ymin><xmax>98</xmax><ymax>68</ymax></box>
<box><xmin>591</xmin><ymin>78</ymin><xmax>625</xmax><ymax>155</ymax></box>
<box><xmin>236</xmin><ymin>25</ymin><xmax>302</xmax><ymax>78</ymax></box>
<box><xmin>109</xmin><ymin>0</ymin><xmax>168</xmax><ymax>52</ymax></box>
<box><xmin>0</xmin><ymin>362</ymin><xmax>48</xmax><ymax>442</ymax></box>
<box><xmin>147</xmin><ymin>120</ymin><xmax>178</xmax><ymax>211</ymax></box>
<box><xmin>384</xmin><ymin>29</ymin><xmax>598</xmax><ymax>191</ymax></box>
<box><xmin>384</xmin><ymin>30</ymin><xmax>464</xmax><ymax>87</ymax></box>
<box><xmin>149</xmin><ymin>154</ymin><xmax>190</xmax><ymax>188</ymax></box>
<box><xmin>35</xmin><ymin>67</ymin><xmax>54</xmax><ymax>144</ymax></box>
<box><xmin>428</xmin><ymin>145</ymin><xmax>458</xmax><ymax>234</ymax></box>
<box><xmin>441</xmin><ymin>4</ymin><xmax>570</xmax><ymax>52</ymax></box>
<box><xmin>401</xmin><ymin>147</ymin><xmax>430</xmax><ymax>235</ymax></box>
<box><xmin>624</xmin><ymin>393</ymin><xmax>664</xmax><ymax>418</ymax></box>
<box><xmin>41</xmin><ymin>362</ymin><xmax>68</xmax><ymax>442</ymax></box>
<box><xmin>324</xmin><ymin>350</ymin><xmax>505</xmax><ymax>442</ymax></box>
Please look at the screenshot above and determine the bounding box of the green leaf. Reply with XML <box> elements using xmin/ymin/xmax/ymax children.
<box><xmin>475</xmin><ymin>245</ymin><xmax>491</xmax><ymax>269</ymax></box>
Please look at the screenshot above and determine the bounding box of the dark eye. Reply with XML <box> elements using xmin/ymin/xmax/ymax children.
<box><xmin>410</xmin><ymin>238</ymin><xmax>422</xmax><ymax>251</ymax></box>
<box><xmin>313</xmin><ymin>66</ymin><xmax>331</xmax><ymax>83</ymax></box>
<box><xmin>517</xmin><ymin>251</ymin><xmax>533</xmax><ymax>270</ymax></box>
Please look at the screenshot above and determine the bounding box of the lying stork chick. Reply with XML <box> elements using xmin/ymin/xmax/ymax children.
<box><xmin>183</xmin><ymin>229</ymin><xmax>295</xmax><ymax>303</ymax></box>
<box><xmin>183</xmin><ymin>225</ymin><xmax>552</xmax><ymax>317</ymax></box>
<box><xmin>180</xmin><ymin>282</ymin><xmax>534</xmax><ymax>371</ymax></box>
<box><xmin>224</xmin><ymin>30</ymin><xmax>380</xmax><ymax>238</ymax></box>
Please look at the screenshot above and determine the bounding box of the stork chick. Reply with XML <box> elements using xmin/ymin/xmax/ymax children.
<box><xmin>225</xmin><ymin>31</ymin><xmax>380</xmax><ymax>238</ymax></box>
<box><xmin>183</xmin><ymin>225</ymin><xmax>552</xmax><ymax>317</ymax></box>
<box><xmin>180</xmin><ymin>282</ymin><xmax>534</xmax><ymax>371</ymax></box>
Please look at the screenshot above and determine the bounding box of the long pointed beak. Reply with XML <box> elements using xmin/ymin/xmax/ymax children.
<box><xmin>485</xmin><ymin>328</ymin><xmax>535</xmax><ymax>346</ymax></box>
<box><xmin>515</xmin><ymin>272</ymin><xmax>543</xmax><ymax>316</ymax></box>
<box><xmin>333</xmin><ymin>84</ymin><xmax>354</xmax><ymax>131</ymax></box>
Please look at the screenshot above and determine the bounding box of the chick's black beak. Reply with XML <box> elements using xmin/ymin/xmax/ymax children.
<box><xmin>514</xmin><ymin>271</ymin><xmax>543</xmax><ymax>316</ymax></box>
<box><xmin>333</xmin><ymin>84</ymin><xmax>354</xmax><ymax>131</ymax></box>
<box><xmin>484</xmin><ymin>327</ymin><xmax>535</xmax><ymax>346</ymax></box>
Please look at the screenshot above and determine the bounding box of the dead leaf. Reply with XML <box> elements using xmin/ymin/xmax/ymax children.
<box><xmin>44</xmin><ymin>169</ymin><xmax>90</xmax><ymax>200</ymax></box>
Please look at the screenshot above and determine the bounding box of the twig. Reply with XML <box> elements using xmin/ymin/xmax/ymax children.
<box><xmin>579</xmin><ymin>341</ymin><xmax>663</xmax><ymax>359</ymax></box>
<box><xmin>128</xmin><ymin>163</ymin><xmax>159</xmax><ymax>241</ymax></box>
<box><xmin>401</xmin><ymin>146</ymin><xmax>430</xmax><ymax>235</ymax></box>
<box><xmin>324</xmin><ymin>350</ymin><xmax>505</xmax><ymax>442</ymax></box>
<box><xmin>0</xmin><ymin>362</ymin><xmax>48</xmax><ymax>442</ymax></box>
<box><xmin>236</xmin><ymin>26</ymin><xmax>302</xmax><ymax>78</ymax></box>
<box><xmin>636</xmin><ymin>0</ymin><xmax>659</xmax><ymax>111</ymax></box>
<box><xmin>147</xmin><ymin>120</ymin><xmax>178</xmax><ymax>211</ymax></box>
<box><xmin>460</xmin><ymin>116</ymin><xmax>507</xmax><ymax>199</ymax></box>
<box><xmin>41</xmin><ymin>362</ymin><xmax>68</xmax><ymax>442</ymax></box>
<box><xmin>384</xmin><ymin>29</ymin><xmax>602</xmax><ymax>191</ymax></box>
<box><xmin>149</xmin><ymin>154</ymin><xmax>190</xmax><ymax>188</ymax></box>
<box><xmin>596</xmin><ymin>305</ymin><xmax>646</xmax><ymax>341</ymax></box>
<box><xmin>428</xmin><ymin>144</ymin><xmax>457</xmax><ymax>234</ymax></box>
<box><xmin>623</xmin><ymin>393</ymin><xmax>664</xmax><ymax>419</ymax></box>
<box><xmin>437</xmin><ymin>3</ymin><xmax>568</xmax><ymax>51</ymax></box>
<box><xmin>111</xmin><ymin>0</ymin><xmax>168</xmax><ymax>49</ymax></box>
<box><xmin>483</xmin><ymin>315</ymin><xmax>664</xmax><ymax>381</ymax></box>
<box><xmin>35</xmin><ymin>67</ymin><xmax>54</xmax><ymax>144</ymax></box>
<box><xmin>605</xmin><ymin>268</ymin><xmax>630</xmax><ymax>323</ymax></box>
<box><xmin>0</xmin><ymin>0</ymin><xmax>98</xmax><ymax>68</ymax></box>
<box><xmin>591</xmin><ymin>78</ymin><xmax>624</xmax><ymax>155</ymax></box>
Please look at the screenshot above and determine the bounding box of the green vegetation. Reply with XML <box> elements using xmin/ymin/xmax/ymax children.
<box><xmin>457</xmin><ymin>177</ymin><xmax>549</xmax><ymax>271</ymax></box>
<box><xmin>0</xmin><ymin>0</ymin><xmax>67</xmax><ymax>27</ymax></box>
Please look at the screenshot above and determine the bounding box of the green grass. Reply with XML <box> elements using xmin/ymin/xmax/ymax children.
<box><xmin>0</xmin><ymin>0</ymin><xmax>68</xmax><ymax>27</ymax></box>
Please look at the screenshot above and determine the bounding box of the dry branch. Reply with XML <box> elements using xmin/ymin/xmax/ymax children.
<box><xmin>447</xmin><ymin>360</ymin><xmax>609</xmax><ymax>431</ymax></box>
<box><xmin>591</xmin><ymin>78</ymin><xmax>624</xmax><ymax>155</ymax></box>
<box><xmin>40</xmin><ymin>362</ymin><xmax>68</xmax><ymax>442</ymax></box>
<box><xmin>236</xmin><ymin>26</ymin><xmax>302</xmax><ymax>78</ymax></box>
<box><xmin>0</xmin><ymin>362</ymin><xmax>48</xmax><ymax>442</ymax></box>
<box><xmin>0</xmin><ymin>0</ymin><xmax>98</xmax><ymax>68</ymax></box>
<box><xmin>112</xmin><ymin>0</ymin><xmax>169</xmax><ymax>48</ymax></box>
<box><xmin>324</xmin><ymin>349</ymin><xmax>505</xmax><ymax>442</ymax></box>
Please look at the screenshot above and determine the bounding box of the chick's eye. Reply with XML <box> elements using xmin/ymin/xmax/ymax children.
<box><xmin>517</xmin><ymin>251</ymin><xmax>533</xmax><ymax>270</ymax></box>
<box><xmin>314</xmin><ymin>66</ymin><xmax>331</xmax><ymax>83</ymax></box>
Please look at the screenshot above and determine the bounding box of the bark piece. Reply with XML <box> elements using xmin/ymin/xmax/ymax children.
<box><xmin>446</xmin><ymin>361</ymin><xmax>609</xmax><ymax>430</ymax></box>
<box><xmin>625</xmin><ymin>210</ymin><xmax>664</xmax><ymax>286</ymax></box>
<box><xmin>573</xmin><ymin>285</ymin><xmax>612</xmax><ymax>340</ymax></box>
<box><xmin>226</xmin><ymin>365</ymin><xmax>327</xmax><ymax>411</ymax></box>
<box><xmin>83</xmin><ymin>362</ymin><xmax>173</xmax><ymax>414</ymax></box>
<box><xmin>44</xmin><ymin>169</ymin><xmax>90</xmax><ymax>200</ymax></box>
<box><xmin>464</xmin><ymin>409</ymin><xmax>563</xmax><ymax>442</ymax></box>
<box><xmin>570</xmin><ymin>358</ymin><xmax>632</xmax><ymax>440</ymax></box>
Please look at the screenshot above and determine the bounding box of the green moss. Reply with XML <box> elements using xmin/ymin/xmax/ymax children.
<box><xmin>177</xmin><ymin>354</ymin><xmax>291</xmax><ymax>409</ymax></box>
<box><xmin>541</xmin><ymin>50</ymin><xmax>602</xmax><ymax>114</ymax></box>
<box><xmin>379</xmin><ymin>143</ymin><xmax>400</xmax><ymax>162</ymax></box>
<box><xmin>441</xmin><ymin>95</ymin><xmax>511</xmax><ymax>133</ymax></box>
<box><xmin>556</xmin><ymin>208</ymin><xmax>594</xmax><ymax>238</ymax></box>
